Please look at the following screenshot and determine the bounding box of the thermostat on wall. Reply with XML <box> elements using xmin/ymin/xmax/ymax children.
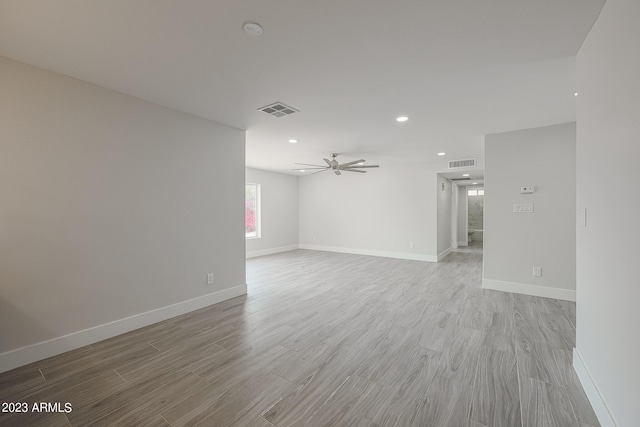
<box><xmin>520</xmin><ymin>185</ymin><xmax>534</xmax><ymax>194</ymax></box>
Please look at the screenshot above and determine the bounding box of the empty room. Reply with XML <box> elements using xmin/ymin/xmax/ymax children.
<box><xmin>1</xmin><ymin>1</ymin><xmax>638</xmax><ymax>426</ymax></box>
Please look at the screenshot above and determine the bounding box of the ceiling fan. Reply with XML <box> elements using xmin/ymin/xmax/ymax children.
<box><xmin>292</xmin><ymin>153</ymin><xmax>380</xmax><ymax>175</ymax></box>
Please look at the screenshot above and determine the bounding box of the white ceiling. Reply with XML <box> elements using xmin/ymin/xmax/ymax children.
<box><xmin>0</xmin><ymin>0</ymin><xmax>604</xmax><ymax>175</ymax></box>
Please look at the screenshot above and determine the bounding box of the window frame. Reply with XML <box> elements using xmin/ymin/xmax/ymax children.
<box><xmin>245</xmin><ymin>182</ymin><xmax>261</xmax><ymax>239</ymax></box>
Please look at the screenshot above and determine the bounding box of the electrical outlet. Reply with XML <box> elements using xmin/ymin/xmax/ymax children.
<box><xmin>532</xmin><ymin>267</ymin><xmax>542</xmax><ymax>277</ymax></box>
<box><xmin>409</xmin><ymin>242</ymin><xmax>415</xmax><ymax>249</ymax></box>
<box><xmin>207</xmin><ymin>273</ymin><xmax>214</xmax><ymax>284</ymax></box>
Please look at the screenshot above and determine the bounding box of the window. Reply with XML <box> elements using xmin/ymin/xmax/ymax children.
<box><xmin>468</xmin><ymin>188</ymin><xmax>484</xmax><ymax>196</ymax></box>
<box><xmin>245</xmin><ymin>183</ymin><xmax>260</xmax><ymax>238</ymax></box>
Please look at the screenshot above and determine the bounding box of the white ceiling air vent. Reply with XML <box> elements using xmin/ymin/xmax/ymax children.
<box><xmin>448</xmin><ymin>158</ymin><xmax>476</xmax><ymax>169</ymax></box>
<box><xmin>258</xmin><ymin>102</ymin><xmax>299</xmax><ymax>118</ymax></box>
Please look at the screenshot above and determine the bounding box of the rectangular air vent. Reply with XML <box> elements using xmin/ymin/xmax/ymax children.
<box><xmin>258</xmin><ymin>102</ymin><xmax>299</xmax><ymax>118</ymax></box>
<box><xmin>448</xmin><ymin>158</ymin><xmax>476</xmax><ymax>169</ymax></box>
<box><xmin>450</xmin><ymin>178</ymin><xmax>471</xmax><ymax>181</ymax></box>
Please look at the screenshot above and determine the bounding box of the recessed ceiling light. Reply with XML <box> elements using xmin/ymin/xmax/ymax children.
<box><xmin>574</xmin><ymin>92</ymin><xmax>578</xmax><ymax>96</ymax></box>
<box><xmin>396</xmin><ymin>116</ymin><xmax>408</xmax><ymax>122</ymax></box>
<box><xmin>473</xmin><ymin>182</ymin><xmax>478</xmax><ymax>185</ymax></box>
<box><xmin>463</xmin><ymin>173</ymin><xmax>470</xmax><ymax>177</ymax></box>
<box><xmin>437</xmin><ymin>152</ymin><xmax>446</xmax><ymax>156</ymax></box>
<box><xmin>243</xmin><ymin>22</ymin><xmax>264</xmax><ymax>36</ymax></box>
<box><xmin>288</xmin><ymin>139</ymin><xmax>298</xmax><ymax>143</ymax></box>
<box><xmin>300</xmin><ymin>170</ymin><xmax>306</xmax><ymax>172</ymax></box>
<box><xmin>357</xmin><ymin>162</ymin><xmax>364</xmax><ymax>165</ymax></box>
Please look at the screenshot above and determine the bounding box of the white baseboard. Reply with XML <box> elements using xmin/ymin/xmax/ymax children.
<box><xmin>458</xmin><ymin>241</ymin><xmax>468</xmax><ymax>247</ymax></box>
<box><xmin>481</xmin><ymin>278</ymin><xmax>576</xmax><ymax>301</ymax></box>
<box><xmin>246</xmin><ymin>244</ymin><xmax>299</xmax><ymax>259</ymax></box>
<box><xmin>0</xmin><ymin>284</ymin><xmax>247</xmax><ymax>374</ymax></box>
<box><xmin>299</xmin><ymin>244</ymin><xmax>437</xmax><ymax>262</ymax></box>
<box><xmin>437</xmin><ymin>247</ymin><xmax>452</xmax><ymax>261</ymax></box>
<box><xmin>573</xmin><ymin>348</ymin><xmax>617</xmax><ymax>427</ymax></box>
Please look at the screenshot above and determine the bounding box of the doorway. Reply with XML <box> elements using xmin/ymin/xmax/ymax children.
<box><xmin>467</xmin><ymin>186</ymin><xmax>484</xmax><ymax>249</ymax></box>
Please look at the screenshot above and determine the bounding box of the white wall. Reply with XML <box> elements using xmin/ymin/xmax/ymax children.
<box><xmin>245</xmin><ymin>168</ymin><xmax>299</xmax><ymax>258</ymax></box>
<box><xmin>457</xmin><ymin>186</ymin><xmax>468</xmax><ymax>246</ymax></box>
<box><xmin>299</xmin><ymin>163</ymin><xmax>438</xmax><ymax>261</ymax></box>
<box><xmin>0</xmin><ymin>57</ymin><xmax>246</xmax><ymax>372</ymax></box>
<box><xmin>436</xmin><ymin>175</ymin><xmax>453</xmax><ymax>258</ymax></box>
<box><xmin>483</xmin><ymin>123</ymin><xmax>576</xmax><ymax>301</ymax></box>
<box><xmin>451</xmin><ymin>183</ymin><xmax>459</xmax><ymax>249</ymax></box>
<box><xmin>575</xmin><ymin>0</ymin><xmax>640</xmax><ymax>425</ymax></box>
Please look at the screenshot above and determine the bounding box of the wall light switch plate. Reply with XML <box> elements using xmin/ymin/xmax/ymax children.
<box><xmin>533</xmin><ymin>266</ymin><xmax>542</xmax><ymax>277</ymax></box>
<box><xmin>521</xmin><ymin>186</ymin><xmax>534</xmax><ymax>194</ymax></box>
<box><xmin>207</xmin><ymin>273</ymin><xmax>214</xmax><ymax>284</ymax></box>
<box><xmin>580</xmin><ymin>208</ymin><xmax>587</xmax><ymax>227</ymax></box>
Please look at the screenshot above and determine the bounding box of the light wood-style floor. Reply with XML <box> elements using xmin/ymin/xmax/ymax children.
<box><xmin>0</xmin><ymin>248</ymin><xmax>599</xmax><ymax>426</ymax></box>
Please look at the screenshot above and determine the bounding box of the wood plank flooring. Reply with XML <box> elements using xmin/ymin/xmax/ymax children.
<box><xmin>0</xmin><ymin>247</ymin><xmax>599</xmax><ymax>426</ymax></box>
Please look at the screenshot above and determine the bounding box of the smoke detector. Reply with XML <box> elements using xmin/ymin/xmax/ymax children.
<box><xmin>243</xmin><ymin>22</ymin><xmax>264</xmax><ymax>36</ymax></box>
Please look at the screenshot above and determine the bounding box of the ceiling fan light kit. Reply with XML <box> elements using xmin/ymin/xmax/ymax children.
<box><xmin>293</xmin><ymin>153</ymin><xmax>379</xmax><ymax>176</ymax></box>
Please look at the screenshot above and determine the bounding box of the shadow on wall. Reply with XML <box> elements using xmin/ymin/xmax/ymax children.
<box><xmin>468</xmin><ymin>192</ymin><xmax>483</xmax><ymax>242</ymax></box>
<box><xmin>0</xmin><ymin>296</ymin><xmax>56</xmax><ymax>370</ymax></box>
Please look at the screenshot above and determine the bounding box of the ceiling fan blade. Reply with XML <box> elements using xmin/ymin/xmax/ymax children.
<box><xmin>323</xmin><ymin>158</ymin><xmax>333</xmax><ymax>167</ymax></box>
<box><xmin>311</xmin><ymin>169</ymin><xmax>329</xmax><ymax>175</ymax></box>
<box><xmin>294</xmin><ymin>163</ymin><xmax>328</xmax><ymax>167</ymax></box>
<box><xmin>342</xmin><ymin>164</ymin><xmax>379</xmax><ymax>168</ymax></box>
<box><xmin>342</xmin><ymin>169</ymin><xmax>367</xmax><ymax>173</ymax></box>
<box><xmin>291</xmin><ymin>167</ymin><xmax>328</xmax><ymax>170</ymax></box>
<box><xmin>339</xmin><ymin>159</ymin><xmax>366</xmax><ymax>168</ymax></box>
<box><xmin>334</xmin><ymin>170</ymin><xmax>341</xmax><ymax>175</ymax></box>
